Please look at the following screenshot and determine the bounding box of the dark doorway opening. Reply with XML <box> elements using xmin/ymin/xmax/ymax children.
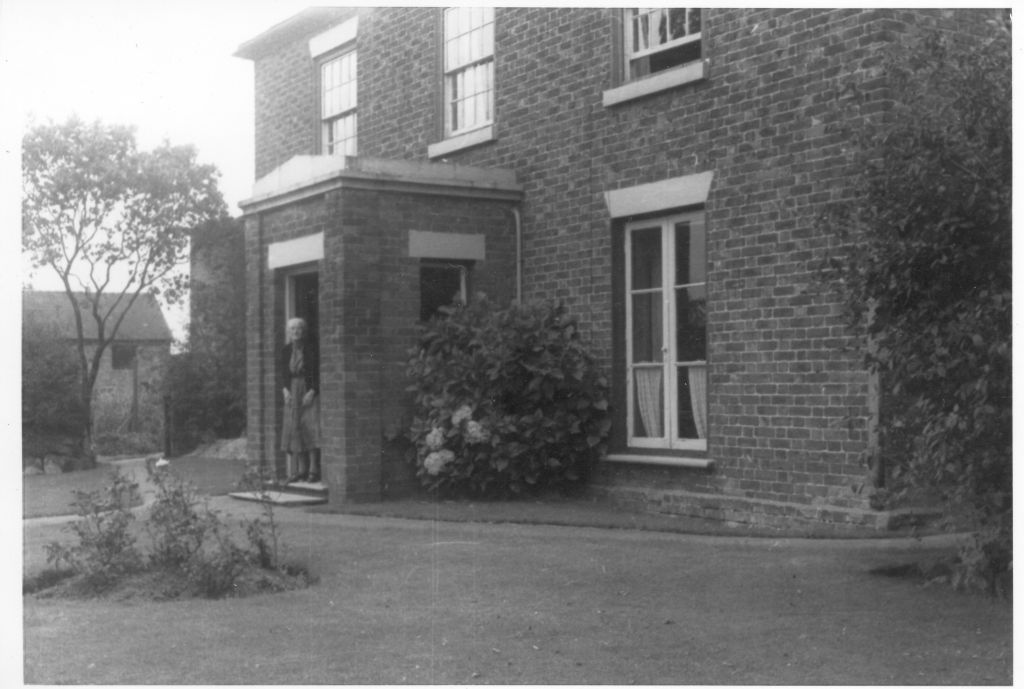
<box><xmin>291</xmin><ymin>272</ymin><xmax>319</xmax><ymax>343</ymax></box>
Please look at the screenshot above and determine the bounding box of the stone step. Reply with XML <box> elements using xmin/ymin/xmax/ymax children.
<box><xmin>264</xmin><ymin>480</ymin><xmax>328</xmax><ymax>497</ymax></box>
<box><xmin>228</xmin><ymin>489</ymin><xmax>327</xmax><ymax>507</ymax></box>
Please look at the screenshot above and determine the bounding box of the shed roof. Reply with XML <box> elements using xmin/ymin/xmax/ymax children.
<box><xmin>234</xmin><ymin>6</ymin><xmax>358</xmax><ymax>60</ymax></box>
<box><xmin>23</xmin><ymin>290</ymin><xmax>173</xmax><ymax>342</ymax></box>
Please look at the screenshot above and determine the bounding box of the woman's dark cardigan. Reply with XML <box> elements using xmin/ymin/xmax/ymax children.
<box><xmin>280</xmin><ymin>341</ymin><xmax>319</xmax><ymax>395</ymax></box>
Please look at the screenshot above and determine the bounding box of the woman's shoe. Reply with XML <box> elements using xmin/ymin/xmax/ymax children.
<box><xmin>286</xmin><ymin>473</ymin><xmax>304</xmax><ymax>484</ymax></box>
<box><xmin>307</xmin><ymin>473</ymin><xmax>320</xmax><ymax>484</ymax></box>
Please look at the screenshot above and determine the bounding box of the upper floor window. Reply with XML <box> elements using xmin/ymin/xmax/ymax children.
<box><xmin>603</xmin><ymin>8</ymin><xmax>706</xmax><ymax>107</ymax></box>
<box><xmin>624</xmin><ymin>8</ymin><xmax>702</xmax><ymax>80</ymax></box>
<box><xmin>443</xmin><ymin>7</ymin><xmax>494</xmax><ymax>137</ymax></box>
<box><xmin>321</xmin><ymin>49</ymin><xmax>357</xmax><ymax>156</ymax></box>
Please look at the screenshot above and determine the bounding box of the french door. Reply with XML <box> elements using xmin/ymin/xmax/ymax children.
<box><xmin>625</xmin><ymin>211</ymin><xmax>707</xmax><ymax>450</ymax></box>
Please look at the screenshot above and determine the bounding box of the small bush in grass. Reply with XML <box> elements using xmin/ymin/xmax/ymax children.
<box><xmin>951</xmin><ymin>517</ymin><xmax>1012</xmax><ymax>598</ymax></box>
<box><xmin>185</xmin><ymin>528</ymin><xmax>251</xmax><ymax>599</ymax></box>
<box><xmin>23</xmin><ymin>567</ymin><xmax>76</xmax><ymax>595</ymax></box>
<box><xmin>145</xmin><ymin>465</ymin><xmax>293</xmax><ymax>597</ymax></box>
<box><xmin>407</xmin><ymin>297</ymin><xmax>611</xmax><ymax>497</ymax></box>
<box><xmin>44</xmin><ymin>470</ymin><xmax>143</xmax><ymax>590</ymax></box>
<box><xmin>146</xmin><ymin>467</ymin><xmax>217</xmax><ymax>568</ymax></box>
<box><xmin>34</xmin><ymin>466</ymin><xmax>307</xmax><ymax>600</ymax></box>
<box><xmin>237</xmin><ymin>464</ymin><xmax>283</xmax><ymax>570</ymax></box>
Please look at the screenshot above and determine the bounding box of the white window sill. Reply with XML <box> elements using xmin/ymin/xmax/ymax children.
<box><xmin>602</xmin><ymin>60</ymin><xmax>707</xmax><ymax>107</ymax></box>
<box><xmin>428</xmin><ymin>125</ymin><xmax>495</xmax><ymax>159</ymax></box>
<box><xmin>606</xmin><ymin>453</ymin><xmax>714</xmax><ymax>469</ymax></box>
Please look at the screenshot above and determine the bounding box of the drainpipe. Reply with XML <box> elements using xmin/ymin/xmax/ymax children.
<box><xmin>512</xmin><ymin>206</ymin><xmax>523</xmax><ymax>304</ymax></box>
<box><xmin>254</xmin><ymin>211</ymin><xmax>267</xmax><ymax>475</ymax></box>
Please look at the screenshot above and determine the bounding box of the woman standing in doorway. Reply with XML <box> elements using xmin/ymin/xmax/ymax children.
<box><xmin>281</xmin><ymin>317</ymin><xmax>322</xmax><ymax>483</ymax></box>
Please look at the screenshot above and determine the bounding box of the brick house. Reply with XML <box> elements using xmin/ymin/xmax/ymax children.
<box><xmin>22</xmin><ymin>290</ymin><xmax>172</xmax><ymax>442</ymax></box>
<box><xmin>235</xmin><ymin>8</ymin><xmax>990</xmax><ymax>530</ymax></box>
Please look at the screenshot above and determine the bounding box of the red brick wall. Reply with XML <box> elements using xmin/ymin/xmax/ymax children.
<box><xmin>245</xmin><ymin>8</ymin><xmax>993</xmax><ymax>512</ymax></box>
<box><xmin>252</xmin><ymin>39</ymin><xmax>320</xmax><ymax>179</ymax></box>
<box><xmin>245</xmin><ymin>188</ymin><xmax>516</xmax><ymax>500</ymax></box>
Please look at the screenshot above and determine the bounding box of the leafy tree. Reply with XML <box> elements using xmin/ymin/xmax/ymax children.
<box><xmin>22</xmin><ymin>316</ymin><xmax>88</xmax><ymax>441</ymax></box>
<box><xmin>22</xmin><ymin>118</ymin><xmax>227</xmax><ymax>465</ymax></box>
<box><xmin>165</xmin><ymin>342</ymin><xmax>246</xmax><ymax>454</ymax></box>
<box><xmin>165</xmin><ymin>218</ymin><xmax>246</xmax><ymax>453</ymax></box>
<box><xmin>822</xmin><ymin>18</ymin><xmax>1010</xmax><ymax>589</ymax></box>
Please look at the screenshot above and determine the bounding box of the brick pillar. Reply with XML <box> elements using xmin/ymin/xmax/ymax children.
<box><xmin>320</xmin><ymin>189</ymin><xmax>386</xmax><ymax>503</ymax></box>
<box><xmin>244</xmin><ymin>214</ymin><xmax>269</xmax><ymax>471</ymax></box>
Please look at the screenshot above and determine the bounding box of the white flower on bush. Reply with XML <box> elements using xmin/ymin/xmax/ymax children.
<box><xmin>423</xmin><ymin>449</ymin><xmax>455</xmax><ymax>476</ymax></box>
<box><xmin>451</xmin><ymin>404</ymin><xmax>474</xmax><ymax>426</ymax></box>
<box><xmin>425</xmin><ymin>427</ymin><xmax>445</xmax><ymax>451</ymax></box>
<box><xmin>464</xmin><ymin>420</ymin><xmax>491</xmax><ymax>444</ymax></box>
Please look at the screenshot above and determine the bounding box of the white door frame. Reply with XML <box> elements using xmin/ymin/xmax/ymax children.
<box><xmin>624</xmin><ymin>210</ymin><xmax>707</xmax><ymax>451</ymax></box>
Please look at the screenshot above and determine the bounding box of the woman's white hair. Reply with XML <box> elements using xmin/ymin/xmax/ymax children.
<box><xmin>286</xmin><ymin>317</ymin><xmax>307</xmax><ymax>342</ymax></box>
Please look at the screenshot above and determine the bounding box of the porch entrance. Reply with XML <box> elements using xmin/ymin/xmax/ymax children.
<box><xmin>282</xmin><ymin>268</ymin><xmax>321</xmax><ymax>486</ymax></box>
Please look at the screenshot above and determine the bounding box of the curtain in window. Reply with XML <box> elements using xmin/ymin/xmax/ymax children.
<box><xmin>635</xmin><ymin>368</ymin><xmax>663</xmax><ymax>438</ymax></box>
<box><xmin>687</xmin><ymin>364</ymin><xmax>707</xmax><ymax>439</ymax></box>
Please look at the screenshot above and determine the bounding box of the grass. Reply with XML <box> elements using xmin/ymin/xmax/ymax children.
<box><xmin>22</xmin><ymin>465</ymin><xmax>119</xmax><ymax>519</ymax></box>
<box><xmin>22</xmin><ymin>455</ymin><xmax>248</xmax><ymax>520</ymax></box>
<box><xmin>23</xmin><ymin>456</ymin><xmax>1011</xmax><ymax>683</ymax></box>
<box><xmin>163</xmin><ymin>455</ymin><xmax>249</xmax><ymax>496</ymax></box>
<box><xmin>24</xmin><ymin>502</ymin><xmax>1012</xmax><ymax>684</ymax></box>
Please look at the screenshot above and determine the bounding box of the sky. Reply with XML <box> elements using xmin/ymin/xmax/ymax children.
<box><xmin>1</xmin><ymin>0</ymin><xmax>322</xmax><ymax>339</ymax></box>
<box><xmin>4</xmin><ymin>0</ymin><xmax>318</xmax><ymax>210</ymax></box>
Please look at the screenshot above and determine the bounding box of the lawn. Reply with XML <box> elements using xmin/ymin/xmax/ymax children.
<box><xmin>23</xmin><ymin>499</ymin><xmax>1012</xmax><ymax>685</ymax></box>
<box><xmin>163</xmin><ymin>454</ymin><xmax>249</xmax><ymax>495</ymax></box>
<box><xmin>22</xmin><ymin>453</ymin><xmax>1012</xmax><ymax>684</ymax></box>
<box><xmin>22</xmin><ymin>455</ymin><xmax>248</xmax><ymax>520</ymax></box>
<box><xmin>22</xmin><ymin>465</ymin><xmax>119</xmax><ymax>519</ymax></box>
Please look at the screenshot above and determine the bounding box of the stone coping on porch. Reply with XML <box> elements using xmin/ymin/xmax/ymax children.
<box><xmin>240</xmin><ymin>155</ymin><xmax>524</xmax><ymax>213</ymax></box>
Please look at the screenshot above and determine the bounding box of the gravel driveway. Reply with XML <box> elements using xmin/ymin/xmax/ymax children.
<box><xmin>23</xmin><ymin>496</ymin><xmax>1011</xmax><ymax>684</ymax></box>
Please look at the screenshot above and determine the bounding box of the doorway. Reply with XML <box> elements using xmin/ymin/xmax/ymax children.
<box><xmin>280</xmin><ymin>269</ymin><xmax>320</xmax><ymax>480</ymax></box>
<box><xmin>286</xmin><ymin>270</ymin><xmax>319</xmax><ymax>343</ymax></box>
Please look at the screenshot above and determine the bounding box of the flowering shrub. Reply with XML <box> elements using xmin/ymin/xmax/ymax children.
<box><xmin>407</xmin><ymin>297</ymin><xmax>611</xmax><ymax>497</ymax></box>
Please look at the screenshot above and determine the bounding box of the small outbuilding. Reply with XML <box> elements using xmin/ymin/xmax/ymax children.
<box><xmin>22</xmin><ymin>290</ymin><xmax>173</xmax><ymax>446</ymax></box>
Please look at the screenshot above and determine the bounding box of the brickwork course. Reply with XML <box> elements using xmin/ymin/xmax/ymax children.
<box><xmin>234</xmin><ymin>8</ymin><xmax>997</xmax><ymax>529</ymax></box>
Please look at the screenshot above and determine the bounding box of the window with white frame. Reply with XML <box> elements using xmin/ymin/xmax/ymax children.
<box><xmin>321</xmin><ymin>49</ymin><xmax>357</xmax><ymax>156</ymax></box>
<box><xmin>624</xmin><ymin>8</ymin><xmax>702</xmax><ymax>81</ymax></box>
<box><xmin>625</xmin><ymin>211</ymin><xmax>707</xmax><ymax>450</ymax></box>
<box><xmin>443</xmin><ymin>7</ymin><xmax>494</xmax><ymax>137</ymax></box>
